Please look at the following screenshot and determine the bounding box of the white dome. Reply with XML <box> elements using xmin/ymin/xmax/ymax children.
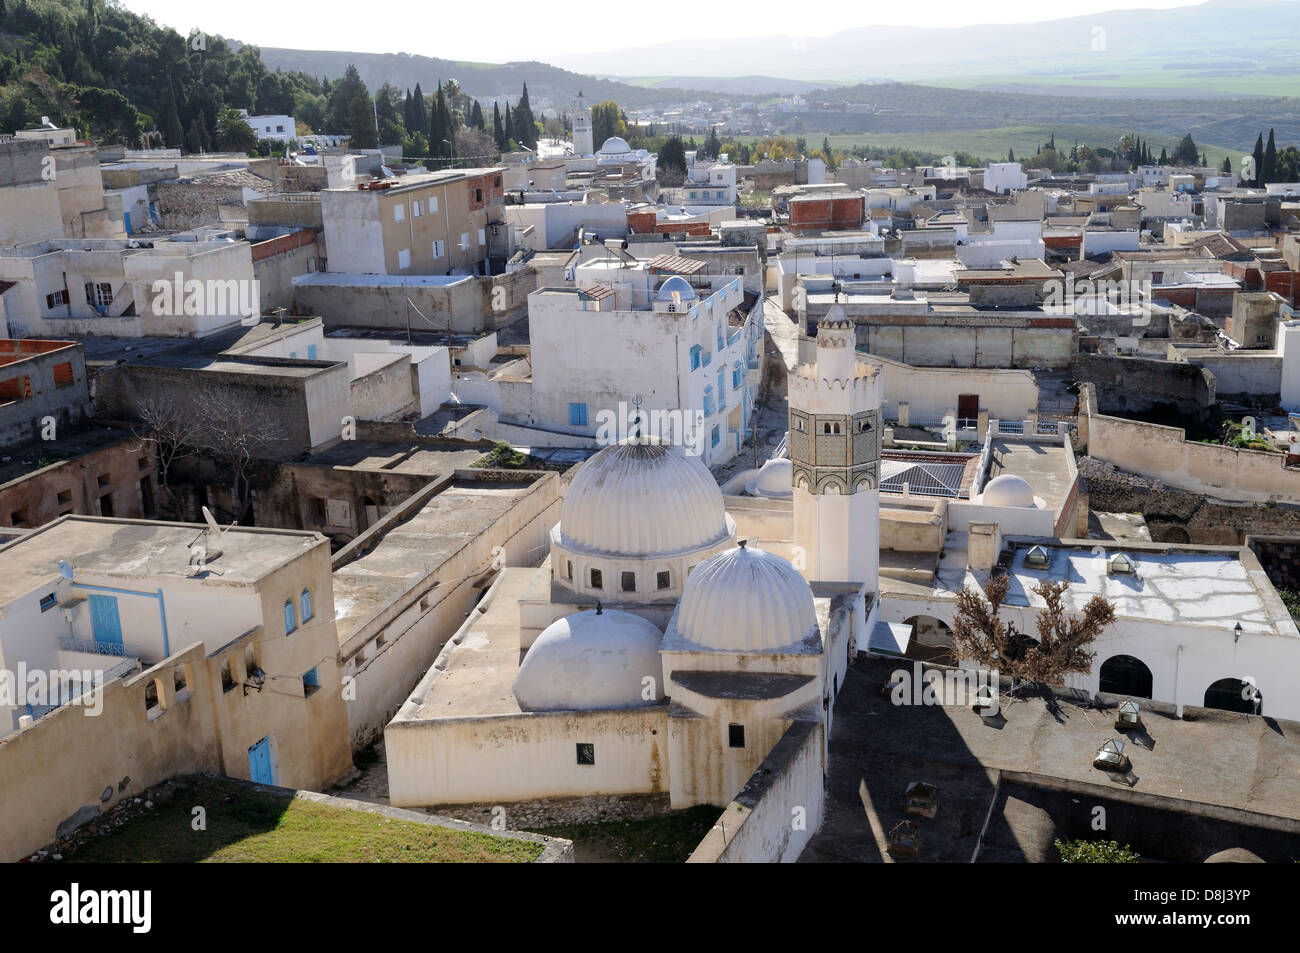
<box><xmin>676</xmin><ymin>544</ymin><xmax>817</xmax><ymax>652</ymax></box>
<box><xmin>513</xmin><ymin>608</ymin><xmax>664</xmax><ymax>711</ymax></box>
<box><xmin>598</xmin><ymin>136</ymin><xmax>631</xmax><ymax>155</ymax></box>
<box><xmin>745</xmin><ymin>457</ymin><xmax>793</xmax><ymax>499</ymax></box>
<box><xmin>981</xmin><ymin>473</ymin><xmax>1037</xmax><ymax>508</ymax></box>
<box><xmin>559</xmin><ymin>440</ymin><xmax>730</xmax><ymax>557</ymax></box>
<box><xmin>654</xmin><ymin>275</ymin><xmax>698</xmax><ymax>302</ymax></box>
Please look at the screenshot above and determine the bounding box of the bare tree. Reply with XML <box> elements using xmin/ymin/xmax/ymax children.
<box><xmin>132</xmin><ymin>388</ymin><xmax>202</xmax><ymax>517</ymax></box>
<box><xmin>191</xmin><ymin>386</ymin><xmax>288</xmax><ymax>524</ymax></box>
<box><xmin>952</xmin><ymin>574</ymin><xmax>1116</xmax><ymax>691</ymax></box>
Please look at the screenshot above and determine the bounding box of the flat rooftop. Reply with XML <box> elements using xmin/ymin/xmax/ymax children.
<box><xmin>331</xmin><ymin>478</ymin><xmax>542</xmax><ymax>647</ymax></box>
<box><xmin>920</xmin><ymin>541</ymin><xmax>1295</xmax><ymax>637</ymax></box>
<box><xmin>802</xmin><ymin>654</ymin><xmax>1300</xmax><ymax>862</ymax></box>
<box><xmin>0</xmin><ymin>516</ymin><xmax>323</xmax><ymax>603</ymax></box>
<box><xmin>301</xmin><ymin>439</ymin><xmax>487</xmax><ymax>474</ymax></box>
<box><xmin>986</xmin><ymin>438</ymin><xmax>1074</xmax><ymax>517</ymax></box>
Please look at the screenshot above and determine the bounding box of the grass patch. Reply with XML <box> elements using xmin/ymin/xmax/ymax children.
<box><xmin>61</xmin><ymin>776</ymin><xmax>542</xmax><ymax>863</ymax></box>
<box><xmin>473</xmin><ymin>441</ymin><xmax>533</xmax><ymax>469</ymax></box>
<box><xmin>530</xmin><ymin>805</ymin><xmax>723</xmax><ymax>863</ymax></box>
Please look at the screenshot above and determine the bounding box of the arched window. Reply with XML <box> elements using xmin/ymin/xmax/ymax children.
<box><xmin>301</xmin><ymin>588</ymin><xmax>313</xmax><ymax>623</ymax></box>
<box><xmin>284</xmin><ymin>599</ymin><xmax>297</xmax><ymax>635</ymax></box>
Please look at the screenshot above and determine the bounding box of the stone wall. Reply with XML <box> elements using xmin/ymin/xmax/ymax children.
<box><xmin>1078</xmin><ymin>456</ymin><xmax>1300</xmax><ymax>544</ymax></box>
<box><xmin>1072</xmin><ymin>353</ymin><xmax>1215</xmax><ymax>413</ymax></box>
<box><xmin>428</xmin><ymin>792</ymin><xmax>673</xmax><ymax>830</ymax></box>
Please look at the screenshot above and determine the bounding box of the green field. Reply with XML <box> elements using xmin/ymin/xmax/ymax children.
<box><xmin>59</xmin><ymin>776</ymin><xmax>544</xmax><ymax>863</ymax></box>
<box><xmin>929</xmin><ymin>68</ymin><xmax>1300</xmax><ymax>100</ymax></box>
<box><xmin>738</xmin><ymin>126</ymin><xmax>1237</xmax><ymax>167</ymax></box>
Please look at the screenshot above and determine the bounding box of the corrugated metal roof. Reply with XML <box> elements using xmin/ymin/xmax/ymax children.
<box><xmin>647</xmin><ymin>254</ymin><xmax>707</xmax><ymax>275</ymax></box>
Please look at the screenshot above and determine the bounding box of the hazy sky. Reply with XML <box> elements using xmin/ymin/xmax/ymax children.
<box><xmin>120</xmin><ymin>0</ymin><xmax>1216</xmax><ymax>63</ymax></box>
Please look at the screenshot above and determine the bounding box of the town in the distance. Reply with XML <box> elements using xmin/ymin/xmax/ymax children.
<box><xmin>1</xmin><ymin>0</ymin><xmax>1299</xmax><ymax>871</ymax></box>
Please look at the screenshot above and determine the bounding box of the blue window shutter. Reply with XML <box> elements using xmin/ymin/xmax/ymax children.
<box><xmin>569</xmin><ymin>403</ymin><xmax>588</xmax><ymax>427</ymax></box>
<box><xmin>302</xmin><ymin>588</ymin><xmax>313</xmax><ymax>622</ymax></box>
<box><xmin>307</xmin><ymin>344</ymin><xmax>317</xmax><ymax>359</ymax></box>
<box><xmin>284</xmin><ymin>600</ymin><xmax>296</xmax><ymax>634</ymax></box>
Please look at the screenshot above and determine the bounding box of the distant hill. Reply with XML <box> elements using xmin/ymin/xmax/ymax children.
<box><xmin>254</xmin><ymin>48</ymin><xmax>714</xmax><ymax>108</ymax></box>
<box><xmin>553</xmin><ymin>0</ymin><xmax>1300</xmax><ymax>94</ymax></box>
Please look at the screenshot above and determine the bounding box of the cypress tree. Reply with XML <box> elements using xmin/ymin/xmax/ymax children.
<box><xmin>1263</xmin><ymin>128</ymin><xmax>1278</xmax><ymax>185</ymax></box>
<box><xmin>1252</xmin><ymin>132</ymin><xmax>1265</xmax><ymax>186</ymax></box>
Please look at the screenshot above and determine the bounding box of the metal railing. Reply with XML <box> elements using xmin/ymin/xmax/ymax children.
<box><xmin>58</xmin><ymin>636</ymin><xmax>143</xmax><ymax>659</ymax></box>
<box><xmin>25</xmin><ymin>656</ymin><xmax>140</xmax><ymax>722</ymax></box>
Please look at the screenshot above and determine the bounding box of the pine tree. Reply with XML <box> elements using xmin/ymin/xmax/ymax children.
<box><xmin>1252</xmin><ymin>132</ymin><xmax>1265</xmax><ymax>186</ymax></box>
<box><xmin>412</xmin><ymin>82</ymin><xmax>428</xmax><ymax>139</ymax></box>
<box><xmin>1007</xmin><ymin>147</ymin><xmax>1015</xmax><ymax>162</ymax></box>
<box><xmin>513</xmin><ymin>83</ymin><xmax>536</xmax><ymax>149</ymax></box>
<box><xmin>430</xmin><ymin>84</ymin><xmax>446</xmax><ymax>158</ymax></box>
<box><xmin>162</xmin><ymin>85</ymin><xmax>183</xmax><ymax>148</ymax></box>
<box><xmin>470</xmin><ymin>100</ymin><xmax>484</xmax><ymax>131</ymax></box>
<box><xmin>492</xmin><ymin>102</ymin><xmax>505</xmax><ymax>150</ymax></box>
<box><xmin>504</xmin><ymin>102</ymin><xmax>513</xmax><ymax>148</ymax></box>
<box><xmin>1263</xmin><ymin>128</ymin><xmax>1278</xmax><ymax>186</ymax></box>
<box><xmin>1159</xmin><ymin>146</ymin><xmax>1169</xmax><ymax>165</ymax></box>
<box><xmin>1221</xmin><ymin>155</ymin><xmax>1232</xmax><ymax>173</ymax></box>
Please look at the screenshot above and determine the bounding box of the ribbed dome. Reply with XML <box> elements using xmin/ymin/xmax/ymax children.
<box><xmin>560</xmin><ymin>440</ymin><xmax>730</xmax><ymax>557</ymax></box>
<box><xmin>676</xmin><ymin>544</ymin><xmax>817</xmax><ymax>652</ymax></box>
<box><xmin>981</xmin><ymin>473</ymin><xmax>1036</xmax><ymax>508</ymax></box>
<box><xmin>513</xmin><ymin>608</ymin><xmax>664</xmax><ymax>711</ymax></box>
<box><xmin>599</xmin><ymin>136</ymin><xmax>631</xmax><ymax>154</ymax></box>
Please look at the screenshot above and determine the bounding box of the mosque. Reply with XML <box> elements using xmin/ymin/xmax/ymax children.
<box><xmin>385</xmin><ymin>306</ymin><xmax>882</xmax><ymax>823</ymax></box>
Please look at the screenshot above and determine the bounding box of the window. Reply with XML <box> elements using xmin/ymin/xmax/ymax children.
<box><xmin>1151</xmin><ymin>271</ymin><xmax>1164</xmax><ymax>285</ymax></box>
<box><xmin>475</xmin><ymin>188</ymin><xmax>483</xmax><ymax>203</ymax></box>
<box><xmin>460</xmin><ymin>233</ymin><xmax>469</xmax><ymax>250</ymax></box>
<box><xmin>45</xmin><ymin>290</ymin><xmax>67</xmax><ymax>309</ymax></box>
<box><xmin>308</xmin><ymin>497</ymin><xmax>326</xmax><ymax>524</ymax></box>
<box><xmin>656</xmin><ymin>570</ymin><xmax>671</xmax><ymax>590</ymax></box>
<box><xmin>712</xmin><ymin>425</ymin><xmax>720</xmax><ymax>447</ymax></box>
<box><xmin>397</xmin><ymin>248</ymin><xmax>410</xmax><ymax>270</ymax></box>
<box><xmin>690</xmin><ymin>345</ymin><xmax>702</xmax><ymax>370</ymax></box>
<box><xmin>57</xmin><ymin>489</ymin><xmax>72</xmax><ymax>505</ymax></box>
<box><xmin>40</xmin><ymin>592</ymin><xmax>57</xmax><ymax>612</ymax></box>
<box><xmin>478</xmin><ymin>228</ymin><xmax>486</xmax><ymax>246</ymax></box>
<box><xmin>728</xmin><ymin>724</ymin><xmax>745</xmax><ymax>748</ymax></box>
<box><xmin>717</xmin><ymin>367</ymin><xmax>725</xmax><ymax>398</ymax></box>
<box><xmin>307</xmin><ymin>344</ymin><xmax>317</xmax><ymax>359</ymax></box>
<box><xmin>432</xmin><ymin>240</ymin><xmax>445</xmax><ymax>259</ymax></box>
<box><xmin>412</xmin><ymin>200</ymin><xmax>423</xmax><ymax>217</ymax></box>
<box><xmin>85</xmin><ymin>282</ymin><xmax>113</xmax><ymax>307</ymax></box>
<box><xmin>576</xmin><ymin>743</ymin><xmax>595</xmax><ymax>765</ymax></box>
<box><xmin>621</xmin><ymin>571</ymin><xmax>636</xmax><ymax>592</ymax></box>
<box><xmin>276</xmin><ymin>125</ymin><xmax>284</xmax><ymax>133</ymax></box>
<box><xmin>10</xmin><ymin>509</ymin><xmax>25</xmax><ymax>526</ymax></box>
<box><xmin>733</xmin><ymin>367</ymin><xmax>742</xmax><ymax>389</ymax></box>
<box><xmin>428</xmin><ymin>195</ymin><xmax>438</xmax><ymax>214</ymax></box>
<box><xmin>393</xmin><ymin>204</ymin><xmax>405</xmax><ymax>222</ymax></box>
<box><xmin>284</xmin><ymin>599</ymin><xmax>297</xmax><ymax>634</ymax></box>
<box><xmin>568</xmin><ymin>402</ymin><xmax>588</xmax><ymax>427</ymax></box>
<box><xmin>301</xmin><ymin>588</ymin><xmax>313</xmax><ymax>622</ymax></box>
<box><xmin>302</xmin><ymin>667</ymin><xmax>320</xmax><ymax>697</ymax></box>
<box><xmin>566</xmin><ymin>560</ymin><xmax>573</xmax><ymax>581</ymax></box>
<box><xmin>494</xmin><ymin>176</ymin><xmax>501</xmax><ymax>188</ymax></box>
<box><xmin>590</xmin><ymin>568</ymin><xmax>603</xmax><ymax>589</ymax></box>
<box><xmin>52</xmin><ymin>361</ymin><xmax>74</xmax><ymax>388</ymax></box>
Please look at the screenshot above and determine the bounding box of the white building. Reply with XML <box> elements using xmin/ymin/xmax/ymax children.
<box><xmin>572</xmin><ymin>92</ymin><xmax>594</xmax><ymax>158</ymax></box>
<box><xmin>242</xmin><ymin>113</ymin><xmax>296</xmax><ymax>141</ymax></box>
<box><xmin>475</xmin><ymin>261</ymin><xmax>762</xmax><ymax>467</ymax></box>
<box><xmin>984</xmin><ymin>162</ymin><xmax>1027</xmax><ymax>195</ymax></box>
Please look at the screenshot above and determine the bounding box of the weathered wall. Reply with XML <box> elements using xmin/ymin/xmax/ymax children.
<box><xmin>864</xmin><ymin>354</ymin><xmax>1039</xmax><ymax>420</ymax></box>
<box><xmin>1086</xmin><ymin>407</ymin><xmax>1300</xmax><ymax>504</ymax></box>
<box><xmin>1073</xmin><ymin>353</ymin><xmax>1215</xmax><ymax>413</ymax></box>
<box><xmin>0</xmin><ymin>436</ymin><xmax>157</xmax><ymax>527</ymax></box>
<box><xmin>686</xmin><ymin>720</ymin><xmax>824</xmax><ymax>863</ymax></box>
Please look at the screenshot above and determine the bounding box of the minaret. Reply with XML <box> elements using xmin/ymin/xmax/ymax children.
<box><xmin>788</xmin><ymin>305</ymin><xmax>880</xmax><ymax>588</ymax></box>
<box><xmin>573</xmin><ymin>91</ymin><xmax>594</xmax><ymax>157</ymax></box>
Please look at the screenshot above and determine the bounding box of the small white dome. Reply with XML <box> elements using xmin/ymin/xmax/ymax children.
<box><xmin>654</xmin><ymin>275</ymin><xmax>698</xmax><ymax>302</ymax></box>
<box><xmin>560</xmin><ymin>439</ymin><xmax>730</xmax><ymax>557</ymax></box>
<box><xmin>746</xmin><ymin>457</ymin><xmax>793</xmax><ymax>499</ymax></box>
<box><xmin>981</xmin><ymin>473</ymin><xmax>1036</xmax><ymax>508</ymax></box>
<box><xmin>676</xmin><ymin>544</ymin><xmax>817</xmax><ymax>652</ymax></box>
<box><xmin>513</xmin><ymin>608</ymin><xmax>664</xmax><ymax>711</ymax></box>
<box><xmin>598</xmin><ymin>136</ymin><xmax>631</xmax><ymax>155</ymax></box>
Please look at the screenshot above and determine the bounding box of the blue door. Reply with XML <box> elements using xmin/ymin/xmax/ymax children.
<box><xmin>124</xmin><ymin>211</ymin><xmax>132</xmax><ymax>235</ymax></box>
<box><xmin>88</xmin><ymin>594</ymin><xmax>123</xmax><ymax>648</ymax></box>
<box><xmin>248</xmin><ymin>737</ymin><xmax>274</xmax><ymax>784</ymax></box>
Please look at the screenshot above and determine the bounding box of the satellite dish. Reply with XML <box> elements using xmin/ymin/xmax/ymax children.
<box><xmin>202</xmin><ymin>506</ymin><xmax>224</xmax><ymax>537</ymax></box>
<box><xmin>58</xmin><ymin>559</ymin><xmax>74</xmax><ymax>580</ymax></box>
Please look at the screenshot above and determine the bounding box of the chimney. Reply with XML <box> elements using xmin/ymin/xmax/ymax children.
<box><xmin>967</xmin><ymin>522</ymin><xmax>1002</xmax><ymax>572</ymax></box>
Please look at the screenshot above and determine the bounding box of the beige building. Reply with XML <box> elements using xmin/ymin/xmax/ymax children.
<box><xmin>0</xmin><ymin>516</ymin><xmax>353</xmax><ymax>860</ymax></box>
<box><xmin>320</xmin><ymin>168</ymin><xmax>510</xmax><ymax>276</ymax></box>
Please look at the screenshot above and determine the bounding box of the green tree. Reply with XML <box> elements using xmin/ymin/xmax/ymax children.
<box><xmin>1221</xmin><ymin>155</ymin><xmax>1232</xmax><ymax>173</ymax></box>
<box><xmin>492</xmin><ymin>101</ymin><xmax>505</xmax><ymax>150</ymax></box>
<box><xmin>215</xmin><ymin>107</ymin><xmax>257</xmax><ymax>152</ymax></box>
<box><xmin>1173</xmin><ymin>133</ymin><xmax>1198</xmax><ymax>166</ymax></box>
<box><xmin>1252</xmin><ymin>132</ymin><xmax>1265</xmax><ymax>186</ymax></box>
<box><xmin>161</xmin><ymin>84</ymin><xmax>183</xmax><ymax>148</ymax></box>
<box><xmin>657</xmin><ymin>135</ymin><xmax>687</xmax><ymax>186</ymax></box>
<box><xmin>513</xmin><ymin>82</ymin><xmax>536</xmax><ymax>149</ymax></box>
<box><xmin>1054</xmin><ymin>839</ymin><xmax>1140</xmax><ymax>863</ymax></box>
<box><xmin>1263</xmin><ymin>128</ymin><xmax>1278</xmax><ymax>185</ymax></box>
<box><xmin>326</xmin><ymin>64</ymin><xmax>375</xmax><ymax>149</ymax></box>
